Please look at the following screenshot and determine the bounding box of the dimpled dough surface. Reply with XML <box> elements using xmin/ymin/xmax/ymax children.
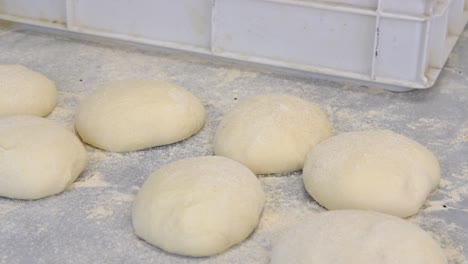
<box><xmin>0</xmin><ymin>65</ymin><xmax>57</xmax><ymax>117</ymax></box>
<box><xmin>75</xmin><ymin>80</ymin><xmax>206</xmax><ymax>152</ymax></box>
<box><xmin>303</xmin><ymin>130</ymin><xmax>440</xmax><ymax>217</ymax></box>
<box><xmin>0</xmin><ymin>116</ymin><xmax>88</xmax><ymax>200</ymax></box>
<box><xmin>132</xmin><ymin>156</ymin><xmax>265</xmax><ymax>257</ymax></box>
<box><xmin>270</xmin><ymin>210</ymin><xmax>447</xmax><ymax>264</ymax></box>
<box><xmin>213</xmin><ymin>94</ymin><xmax>331</xmax><ymax>174</ymax></box>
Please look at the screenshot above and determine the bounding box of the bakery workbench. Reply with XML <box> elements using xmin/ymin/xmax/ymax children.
<box><xmin>0</xmin><ymin>24</ymin><xmax>467</xmax><ymax>264</ymax></box>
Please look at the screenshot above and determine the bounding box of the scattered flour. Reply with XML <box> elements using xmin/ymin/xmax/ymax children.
<box><xmin>86</xmin><ymin>206</ymin><xmax>114</xmax><ymax>219</ymax></box>
<box><xmin>71</xmin><ymin>172</ymin><xmax>110</xmax><ymax>189</ymax></box>
<box><xmin>109</xmin><ymin>191</ymin><xmax>134</xmax><ymax>204</ymax></box>
<box><xmin>85</xmin><ymin>191</ymin><xmax>134</xmax><ymax>220</ymax></box>
<box><xmin>455</xmin><ymin>125</ymin><xmax>468</xmax><ymax>144</ymax></box>
<box><xmin>217</xmin><ymin>68</ymin><xmax>259</xmax><ymax>86</ymax></box>
<box><xmin>411</xmin><ymin>216</ymin><xmax>468</xmax><ymax>264</ymax></box>
<box><xmin>0</xmin><ymin>202</ymin><xmax>23</xmax><ymax>215</ymax></box>
<box><xmin>424</xmin><ymin>177</ymin><xmax>468</xmax><ymax>212</ymax></box>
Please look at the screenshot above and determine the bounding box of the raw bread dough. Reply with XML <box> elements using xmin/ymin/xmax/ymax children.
<box><xmin>132</xmin><ymin>156</ymin><xmax>265</xmax><ymax>257</ymax></box>
<box><xmin>0</xmin><ymin>116</ymin><xmax>88</xmax><ymax>200</ymax></box>
<box><xmin>303</xmin><ymin>130</ymin><xmax>440</xmax><ymax>217</ymax></box>
<box><xmin>75</xmin><ymin>80</ymin><xmax>205</xmax><ymax>152</ymax></box>
<box><xmin>213</xmin><ymin>94</ymin><xmax>331</xmax><ymax>174</ymax></box>
<box><xmin>0</xmin><ymin>65</ymin><xmax>57</xmax><ymax>117</ymax></box>
<box><xmin>270</xmin><ymin>210</ymin><xmax>447</xmax><ymax>264</ymax></box>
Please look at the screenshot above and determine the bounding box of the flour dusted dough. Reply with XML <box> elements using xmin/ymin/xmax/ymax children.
<box><xmin>213</xmin><ymin>94</ymin><xmax>331</xmax><ymax>174</ymax></box>
<box><xmin>75</xmin><ymin>80</ymin><xmax>205</xmax><ymax>152</ymax></box>
<box><xmin>0</xmin><ymin>65</ymin><xmax>57</xmax><ymax>117</ymax></box>
<box><xmin>0</xmin><ymin>116</ymin><xmax>88</xmax><ymax>200</ymax></box>
<box><xmin>303</xmin><ymin>130</ymin><xmax>440</xmax><ymax>217</ymax></box>
<box><xmin>271</xmin><ymin>210</ymin><xmax>447</xmax><ymax>264</ymax></box>
<box><xmin>132</xmin><ymin>156</ymin><xmax>265</xmax><ymax>257</ymax></box>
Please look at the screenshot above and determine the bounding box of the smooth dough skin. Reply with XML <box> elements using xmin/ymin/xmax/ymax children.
<box><xmin>270</xmin><ymin>210</ymin><xmax>447</xmax><ymax>264</ymax></box>
<box><xmin>75</xmin><ymin>80</ymin><xmax>205</xmax><ymax>152</ymax></box>
<box><xmin>132</xmin><ymin>156</ymin><xmax>265</xmax><ymax>257</ymax></box>
<box><xmin>0</xmin><ymin>116</ymin><xmax>88</xmax><ymax>200</ymax></box>
<box><xmin>0</xmin><ymin>65</ymin><xmax>57</xmax><ymax>117</ymax></box>
<box><xmin>213</xmin><ymin>94</ymin><xmax>331</xmax><ymax>174</ymax></box>
<box><xmin>303</xmin><ymin>130</ymin><xmax>440</xmax><ymax>218</ymax></box>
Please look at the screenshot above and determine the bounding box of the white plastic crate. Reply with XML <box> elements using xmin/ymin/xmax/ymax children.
<box><xmin>0</xmin><ymin>0</ymin><xmax>467</xmax><ymax>91</ymax></box>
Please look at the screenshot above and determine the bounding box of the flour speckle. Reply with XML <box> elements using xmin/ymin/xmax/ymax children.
<box><xmin>71</xmin><ymin>172</ymin><xmax>110</xmax><ymax>188</ymax></box>
<box><xmin>86</xmin><ymin>206</ymin><xmax>114</xmax><ymax>219</ymax></box>
<box><xmin>217</xmin><ymin>68</ymin><xmax>259</xmax><ymax>86</ymax></box>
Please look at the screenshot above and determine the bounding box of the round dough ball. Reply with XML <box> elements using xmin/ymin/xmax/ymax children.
<box><xmin>271</xmin><ymin>210</ymin><xmax>447</xmax><ymax>264</ymax></box>
<box><xmin>303</xmin><ymin>130</ymin><xmax>440</xmax><ymax>217</ymax></box>
<box><xmin>75</xmin><ymin>80</ymin><xmax>205</xmax><ymax>152</ymax></box>
<box><xmin>0</xmin><ymin>116</ymin><xmax>88</xmax><ymax>200</ymax></box>
<box><xmin>213</xmin><ymin>94</ymin><xmax>331</xmax><ymax>174</ymax></box>
<box><xmin>132</xmin><ymin>156</ymin><xmax>265</xmax><ymax>257</ymax></box>
<box><xmin>0</xmin><ymin>65</ymin><xmax>57</xmax><ymax>117</ymax></box>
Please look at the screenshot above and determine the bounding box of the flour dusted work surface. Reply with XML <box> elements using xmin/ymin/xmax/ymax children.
<box><xmin>0</xmin><ymin>65</ymin><xmax>57</xmax><ymax>117</ymax></box>
<box><xmin>213</xmin><ymin>94</ymin><xmax>331</xmax><ymax>174</ymax></box>
<box><xmin>0</xmin><ymin>116</ymin><xmax>88</xmax><ymax>199</ymax></box>
<box><xmin>303</xmin><ymin>130</ymin><xmax>440</xmax><ymax>218</ymax></box>
<box><xmin>270</xmin><ymin>210</ymin><xmax>447</xmax><ymax>264</ymax></box>
<box><xmin>0</xmin><ymin>27</ymin><xmax>466</xmax><ymax>263</ymax></box>
<box><xmin>132</xmin><ymin>156</ymin><xmax>265</xmax><ymax>257</ymax></box>
<box><xmin>75</xmin><ymin>80</ymin><xmax>206</xmax><ymax>152</ymax></box>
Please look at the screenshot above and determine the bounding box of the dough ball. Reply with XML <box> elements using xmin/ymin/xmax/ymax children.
<box><xmin>0</xmin><ymin>65</ymin><xmax>57</xmax><ymax>117</ymax></box>
<box><xmin>271</xmin><ymin>210</ymin><xmax>447</xmax><ymax>264</ymax></box>
<box><xmin>0</xmin><ymin>116</ymin><xmax>88</xmax><ymax>200</ymax></box>
<box><xmin>75</xmin><ymin>80</ymin><xmax>205</xmax><ymax>152</ymax></box>
<box><xmin>132</xmin><ymin>156</ymin><xmax>265</xmax><ymax>257</ymax></box>
<box><xmin>303</xmin><ymin>130</ymin><xmax>440</xmax><ymax>217</ymax></box>
<box><xmin>213</xmin><ymin>94</ymin><xmax>331</xmax><ymax>174</ymax></box>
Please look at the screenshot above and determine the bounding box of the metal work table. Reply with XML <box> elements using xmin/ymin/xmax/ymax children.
<box><xmin>0</xmin><ymin>24</ymin><xmax>467</xmax><ymax>264</ymax></box>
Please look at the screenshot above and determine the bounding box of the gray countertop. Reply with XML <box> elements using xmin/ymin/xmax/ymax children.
<box><xmin>0</xmin><ymin>25</ymin><xmax>467</xmax><ymax>264</ymax></box>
